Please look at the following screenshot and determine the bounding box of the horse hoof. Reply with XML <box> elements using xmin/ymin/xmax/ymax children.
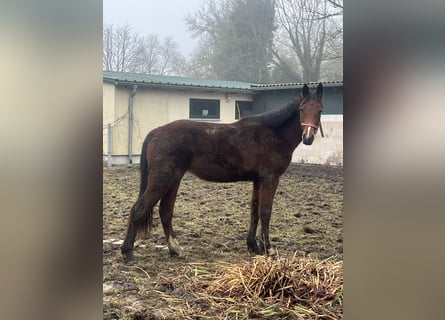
<box><xmin>168</xmin><ymin>245</ymin><xmax>185</xmax><ymax>258</ymax></box>
<box><xmin>248</xmin><ymin>245</ymin><xmax>267</xmax><ymax>256</ymax></box>
<box><xmin>123</xmin><ymin>252</ymin><xmax>134</xmax><ymax>263</ymax></box>
<box><xmin>267</xmin><ymin>247</ymin><xmax>277</xmax><ymax>256</ymax></box>
<box><xmin>168</xmin><ymin>236</ymin><xmax>185</xmax><ymax>258</ymax></box>
<box><xmin>169</xmin><ymin>249</ymin><xmax>186</xmax><ymax>258</ymax></box>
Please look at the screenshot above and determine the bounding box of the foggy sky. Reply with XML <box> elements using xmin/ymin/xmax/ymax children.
<box><xmin>103</xmin><ymin>0</ymin><xmax>204</xmax><ymax>57</ymax></box>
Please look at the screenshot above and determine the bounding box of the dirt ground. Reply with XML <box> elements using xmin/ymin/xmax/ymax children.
<box><xmin>103</xmin><ymin>163</ymin><xmax>343</xmax><ymax>319</ymax></box>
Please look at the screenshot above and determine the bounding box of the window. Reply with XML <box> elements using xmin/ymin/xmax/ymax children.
<box><xmin>189</xmin><ymin>98</ymin><xmax>220</xmax><ymax>119</ymax></box>
<box><xmin>235</xmin><ymin>101</ymin><xmax>253</xmax><ymax>119</ymax></box>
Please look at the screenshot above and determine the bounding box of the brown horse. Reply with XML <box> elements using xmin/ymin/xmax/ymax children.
<box><xmin>121</xmin><ymin>83</ymin><xmax>324</xmax><ymax>262</ymax></box>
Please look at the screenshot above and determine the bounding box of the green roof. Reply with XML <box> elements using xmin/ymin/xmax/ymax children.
<box><xmin>103</xmin><ymin>71</ymin><xmax>342</xmax><ymax>92</ymax></box>
<box><xmin>103</xmin><ymin>71</ymin><xmax>253</xmax><ymax>91</ymax></box>
<box><xmin>252</xmin><ymin>80</ymin><xmax>343</xmax><ymax>90</ymax></box>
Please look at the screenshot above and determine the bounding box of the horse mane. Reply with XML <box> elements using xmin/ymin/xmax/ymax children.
<box><xmin>244</xmin><ymin>96</ymin><xmax>302</xmax><ymax>128</ymax></box>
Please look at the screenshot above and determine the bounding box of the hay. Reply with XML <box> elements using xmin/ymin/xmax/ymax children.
<box><xmin>186</xmin><ymin>253</ymin><xmax>343</xmax><ymax>319</ymax></box>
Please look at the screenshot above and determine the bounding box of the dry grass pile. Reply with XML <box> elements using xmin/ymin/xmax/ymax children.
<box><xmin>186</xmin><ymin>254</ymin><xmax>343</xmax><ymax>319</ymax></box>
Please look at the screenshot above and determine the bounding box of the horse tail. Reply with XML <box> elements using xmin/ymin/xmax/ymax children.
<box><xmin>138</xmin><ymin>132</ymin><xmax>152</xmax><ymax>198</ymax></box>
<box><xmin>136</xmin><ymin>131</ymin><xmax>154</xmax><ymax>236</ymax></box>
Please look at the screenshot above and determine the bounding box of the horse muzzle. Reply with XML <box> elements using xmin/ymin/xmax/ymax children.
<box><xmin>301</xmin><ymin>123</ymin><xmax>318</xmax><ymax>145</ymax></box>
<box><xmin>302</xmin><ymin>133</ymin><xmax>315</xmax><ymax>145</ymax></box>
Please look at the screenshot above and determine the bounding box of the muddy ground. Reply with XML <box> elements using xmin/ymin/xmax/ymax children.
<box><xmin>103</xmin><ymin>163</ymin><xmax>343</xmax><ymax>319</ymax></box>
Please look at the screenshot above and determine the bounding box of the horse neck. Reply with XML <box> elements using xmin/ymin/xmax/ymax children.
<box><xmin>277</xmin><ymin>113</ymin><xmax>302</xmax><ymax>151</ymax></box>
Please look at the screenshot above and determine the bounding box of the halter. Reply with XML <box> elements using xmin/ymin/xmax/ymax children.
<box><xmin>300</xmin><ymin>122</ymin><xmax>325</xmax><ymax>138</ymax></box>
<box><xmin>298</xmin><ymin>92</ymin><xmax>324</xmax><ymax>138</ymax></box>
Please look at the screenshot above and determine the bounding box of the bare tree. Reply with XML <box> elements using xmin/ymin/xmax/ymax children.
<box><xmin>327</xmin><ymin>0</ymin><xmax>343</xmax><ymax>11</ymax></box>
<box><xmin>103</xmin><ymin>24</ymin><xmax>185</xmax><ymax>76</ymax></box>
<box><xmin>274</xmin><ymin>0</ymin><xmax>343</xmax><ymax>82</ymax></box>
<box><xmin>135</xmin><ymin>35</ymin><xmax>185</xmax><ymax>76</ymax></box>
<box><xmin>103</xmin><ymin>24</ymin><xmax>114</xmax><ymax>71</ymax></box>
<box><xmin>103</xmin><ymin>24</ymin><xmax>143</xmax><ymax>72</ymax></box>
<box><xmin>185</xmin><ymin>0</ymin><xmax>276</xmax><ymax>82</ymax></box>
<box><xmin>180</xmin><ymin>41</ymin><xmax>216</xmax><ymax>79</ymax></box>
<box><xmin>157</xmin><ymin>36</ymin><xmax>185</xmax><ymax>76</ymax></box>
<box><xmin>136</xmin><ymin>35</ymin><xmax>161</xmax><ymax>74</ymax></box>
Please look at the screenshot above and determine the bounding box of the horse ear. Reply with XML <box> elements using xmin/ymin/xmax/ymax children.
<box><xmin>302</xmin><ymin>84</ymin><xmax>309</xmax><ymax>98</ymax></box>
<box><xmin>316</xmin><ymin>83</ymin><xmax>323</xmax><ymax>99</ymax></box>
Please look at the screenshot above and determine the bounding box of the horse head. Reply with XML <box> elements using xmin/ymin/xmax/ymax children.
<box><xmin>300</xmin><ymin>83</ymin><xmax>324</xmax><ymax>145</ymax></box>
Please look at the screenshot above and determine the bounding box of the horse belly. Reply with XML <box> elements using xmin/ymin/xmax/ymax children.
<box><xmin>192</xmin><ymin>171</ymin><xmax>254</xmax><ymax>182</ymax></box>
<box><xmin>188</xmin><ymin>157</ymin><xmax>255</xmax><ymax>182</ymax></box>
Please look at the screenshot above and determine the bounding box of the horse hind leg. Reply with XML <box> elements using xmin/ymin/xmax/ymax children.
<box><xmin>121</xmin><ymin>198</ymin><xmax>151</xmax><ymax>262</ymax></box>
<box><xmin>121</xmin><ymin>185</ymin><xmax>166</xmax><ymax>262</ymax></box>
<box><xmin>159</xmin><ymin>181</ymin><xmax>185</xmax><ymax>257</ymax></box>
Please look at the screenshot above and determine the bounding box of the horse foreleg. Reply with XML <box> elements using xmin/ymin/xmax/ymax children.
<box><xmin>258</xmin><ymin>177</ymin><xmax>279</xmax><ymax>256</ymax></box>
<box><xmin>247</xmin><ymin>180</ymin><xmax>261</xmax><ymax>254</ymax></box>
<box><xmin>159</xmin><ymin>181</ymin><xmax>184</xmax><ymax>257</ymax></box>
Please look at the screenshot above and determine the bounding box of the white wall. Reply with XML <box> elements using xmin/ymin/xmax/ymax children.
<box><xmin>103</xmin><ymin>83</ymin><xmax>252</xmax><ymax>159</ymax></box>
<box><xmin>291</xmin><ymin>115</ymin><xmax>343</xmax><ymax>165</ymax></box>
<box><xmin>103</xmin><ymin>83</ymin><xmax>115</xmax><ymax>155</ymax></box>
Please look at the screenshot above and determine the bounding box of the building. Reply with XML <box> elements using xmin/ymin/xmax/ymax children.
<box><xmin>103</xmin><ymin>71</ymin><xmax>343</xmax><ymax>166</ymax></box>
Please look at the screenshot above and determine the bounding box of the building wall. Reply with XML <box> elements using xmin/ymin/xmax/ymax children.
<box><xmin>253</xmin><ymin>86</ymin><xmax>343</xmax><ymax>115</ymax></box>
<box><xmin>104</xmin><ymin>83</ymin><xmax>252</xmax><ymax>160</ymax></box>
<box><xmin>103</xmin><ymin>83</ymin><xmax>115</xmax><ymax>154</ymax></box>
<box><xmin>112</xmin><ymin>86</ymin><xmax>134</xmax><ymax>155</ymax></box>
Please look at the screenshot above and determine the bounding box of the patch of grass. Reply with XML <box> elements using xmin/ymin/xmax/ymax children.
<box><xmin>165</xmin><ymin>253</ymin><xmax>343</xmax><ymax>319</ymax></box>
